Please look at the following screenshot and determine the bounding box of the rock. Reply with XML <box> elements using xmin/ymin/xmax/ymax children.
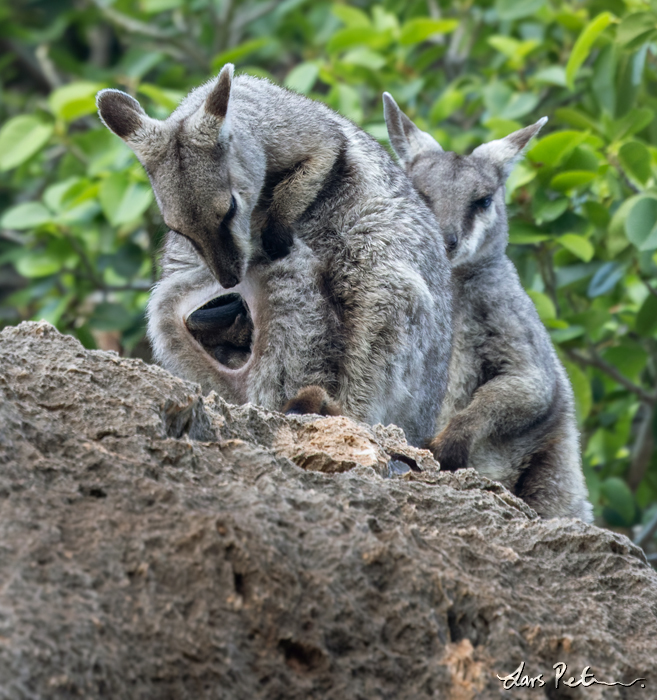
<box><xmin>0</xmin><ymin>321</ymin><xmax>655</xmax><ymax>700</ymax></box>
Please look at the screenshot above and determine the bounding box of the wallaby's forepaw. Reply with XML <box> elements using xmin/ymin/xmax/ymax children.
<box><xmin>429</xmin><ymin>424</ymin><xmax>471</xmax><ymax>471</ymax></box>
<box><xmin>262</xmin><ymin>217</ymin><xmax>293</xmax><ymax>260</ymax></box>
<box><xmin>283</xmin><ymin>386</ymin><xmax>341</xmax><ymax>417</ymax></box>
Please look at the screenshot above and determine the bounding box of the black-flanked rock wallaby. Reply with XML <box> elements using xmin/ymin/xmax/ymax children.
<box><xmin>95</xmin><ymin>66</ymin><xmax>453</xmax><ymax>447</ymax></box>
<box><xmin>384</xmin><ymin>93</ymin><xmax>592</xmax><ymax>520</ymax></box>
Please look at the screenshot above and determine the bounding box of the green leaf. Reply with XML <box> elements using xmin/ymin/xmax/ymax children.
<box><xmin>528</xmin><ymin>131</ymin><xmax>587</xmax><ymax>167</ymax></box>
<box><xmin>508</xmin><ymin>222</ymin><xmax>551</xmax><ymax>245</ymax></box>
<box><xmin>332</xmin><ymin>4</ymin><xmax>371</xmax><ymax>28</ymax></box>
<box><xmin>636</xmin><ymin>293</ymin><xmax>657</xmax><ymax>336</ymax></box>
<box><xmin>587</xmin><ymin>262</ymin><xmax>625</xmax><ymax>297</ymax></box>
<box><xmin>399</xmin><ymin>18</ymin><xmax>458</xmax><ymax>45</ymax></box>
<box><xmin>558</xmin><ymin>234</ymin><xmax>594</xmax><ymax>262</ymax></box>
<box><xmin>49</xmin><ymin>81</ymin><xmax>104</xmax><ymax>121</ymax></box>
<box><xmin>566</xmin><ymin>12</ymin><xmax>615</xmax><ymax>90</ymax></box>
<box><xmin>532</xmin><ymin>196</ymin><xmax>568</xmax><ymax>224</ymax></box>
<box><xmin>44</xmin><ymin>177</ymin><xmax>82</xmax><ymax>213</ymax></box>
<box><xmin>499</xmin><ymin>93</ymin><xmax>539</xmax><ymax>121</ymax></box>
<box><xmin>327</xmin><ymin>27</ymin><xmax>393</xmax><ymax>52</ymax></box>
<box><xmin>532</xmin><ymin>66</ymin><xmax>567</xmax><ymax>87</ymax></box>
<box><xmin>0</xmin><ymin>115</ymin><xmax>53</xmax><ymax>171</ymax></box>
<box><xmin>604</xmin><ymin>345</ymin><xmax>648</xmax><ymax>383</ymax></box>
<box><xmin>99</xmin><ymin>174</ymin><xmax>153</xmax><ymax>227</ymax></box>
<box><xmin>611</xmin><ymin>108</ymin><xmax>654</xmax><ymax>141</ymax></box>
<box><xmin>526</xmin><ymin>289</ymin><xmax>556</xmax><ymax>321</ymax></box>
<box><xmin>549</xmin><ymin>170</ymin><xmax>597</xmax><ymax>191</ymax></box>
<box><xmin>495</xmin><ymin>0</ymin><xmax>545</xmax><ymax>21</ymax></box>
<box><xmin>140</xmin><ymin>0</ymin><xmax>181</xmax><ymax>12</ymax></box>
<box><xmin>625</xmin><ymin>196</ymin><xmax>657</xmax><ymax>251</ymax></box>
<box><xmin>488</xmin><ymin>36</ymin><xmax>539</xmax><ymax>66</ymax></box>
<box><xmin>138</xmin><ymin>84</ymin><xmax>184</xmax><ymax>111</ymax></box>
<box><xmin>550</xmin><ymin>326</ymin><xmax>585</xmax><ymax>343</ymax></box>
<box><xmin>616</xmin><ymin>12</ymin><xmax>657</xmax><ymax>50</ymax></box>
<box><xmin>600</xmin><ymin>477</ymin><xmax>636</xmax><ymax>526</ymax></box>
<box><xmin>618</xmin><ymin>141</ymin><xmax>652</xmax><ymax>184</ymax></box>
<box><xmin>607</xmin><ymin>196</ymin><xmax>638</xmax><ymax>256</ymax></box>
<box><xmin>341</xmin><ymin>48</ymin><xmax>387</xmax><ymax>70</ymax></box>
<box><xmin>1</xmin><ymin>202</ymin><xmax>52</xmax><ymax>230</ymax></box>
<box><xmin>89</xmin><ymin>302</ymin><xmax>135</xmax><ymax>331</ymax></box>
<box><xmin>335</xmin><ymin>83</ymin><xmax>363</xmax><ymax>123</ymax></box>
<box><xmin>429</xmin><ymin>86</ymin><xmax>465</xmax><ymax>124</ymax></box>
<box><xmin>111</xmin><ymin>242</ymin><xmax>146</xmax><ymax>279</ymax></box>
<box><xmin>15</xmin><ymin>252</ymin><xmax>62</xmax><ymax>278</ymax></box>
<box><xmin>37</xmin><ymin>294</ymin><xmax>74</xmax><ymax>326</ymax></box>
<box><xmin>284</xmin><ymin>61</ymin><xmax>320</xmax><ymax>94</ymax></box>
<box><xmin>563</xmin><ymin>360</ymin><xmax>592</xmax><ymax>423</ymax></box>
<box><xmin>211</xmin><ymin>38</ymin><xmax>270</xmax><ymax>71</ymax></box>
<box><xmin>554</xmin><ymin>108</ymin><xmax>600</xmax><ymax>132</ymax></box>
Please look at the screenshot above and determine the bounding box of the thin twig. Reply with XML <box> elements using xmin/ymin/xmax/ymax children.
<box><xmin>643</xmin><ymin>280</ymin><xmax>657</xmax><ymax>300</ymax></box>
<box><xmin>564</xmin><ymin>347</ymin><xmax>656</xmax><ymax>405</ymax></box>
<box><xmin>90</xmin><ymin>0</ymin><xmax>209</xmax><ymax>69</ymax></box>
<box><xmin>608</xmin><ymin>154</ymin><xmax>641</xmax><ymax>195</ymax></box>
<box><xmin>627</xmin><ymin>404</ymin><xmax>655</xmax><ymax>490</ymax></box>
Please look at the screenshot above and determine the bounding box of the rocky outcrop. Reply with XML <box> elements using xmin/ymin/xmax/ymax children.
<box><xmin>0</xmin><ymin>321</ymin><xmax>655</xmax><ymax>699</ymax></box>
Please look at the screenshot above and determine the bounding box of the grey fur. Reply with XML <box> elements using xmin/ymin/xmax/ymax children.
<box><xmin>384</xmin><ymin>94</ymin><xmax>592</xmax><ymax>521</ymax></box>
<box><xmin>96</xmin><ymin>69</ymin><xmax>453</xmax><ymax>447</ymax></box>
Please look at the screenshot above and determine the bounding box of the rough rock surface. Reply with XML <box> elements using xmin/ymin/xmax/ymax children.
<box><xmin>0</xmin><ymin>321</ymin><xmax>656</xmax><ymax>700</ymax></box>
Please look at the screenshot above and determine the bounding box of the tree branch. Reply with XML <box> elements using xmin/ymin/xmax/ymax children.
<box><xmin>564</xmin><ymin>347</ymin><xmax>656</xmax><ymax>405</ymax></box>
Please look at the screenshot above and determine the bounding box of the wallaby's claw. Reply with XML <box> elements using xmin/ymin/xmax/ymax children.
<box><xmin>428</xmin><ymin>426</ymin><xmax>470</xmax><ymax>472</ymax></box>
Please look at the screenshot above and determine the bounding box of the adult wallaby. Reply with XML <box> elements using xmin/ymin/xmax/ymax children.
<box><xmin>96</xmin><ymin>66</ymin><xmax>453</xmax><ymax>447</ymax></box>
<box><xmin>384</xmin><ymin>93</ymin><xmax>592</xmax><ymax>520</ymax></box>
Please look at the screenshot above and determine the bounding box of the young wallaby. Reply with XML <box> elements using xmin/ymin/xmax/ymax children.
<box><xmin>384</xmin><ymin>93</ymin><xmax>592</xmax><ymax>521</ymax></box>
<box><xmin>96</xmin><ymin>67</ymin><xmax>453</xmax><ymax>447</ymax></box>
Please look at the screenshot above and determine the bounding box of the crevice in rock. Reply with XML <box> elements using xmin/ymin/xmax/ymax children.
<box><xmin>278</xmin><ymin>639</ymin><xmax>324</xmax><ymax>673</ymax></box>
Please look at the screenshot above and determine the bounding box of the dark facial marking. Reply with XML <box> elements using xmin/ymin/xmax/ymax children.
<box><xmin>223</xmin><ymin>195</ymin><xmax>237</xmax><ymax>225</ymax></box>
<box><xmin>473</xmin><ymin>195</ymin><xmax>493</xmax><ymax>210</ymax></box>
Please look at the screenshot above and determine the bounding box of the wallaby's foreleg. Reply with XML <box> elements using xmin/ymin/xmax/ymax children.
<box><xmin>283</xmin><ymin>385</ymin><xmax>341</xmax><ymax>417</ymax></box>
<box><xmin>262</xmin><ymin>144</ymin><xmax>341</xmax><ymax>259</ymax></box>
<box><xmin>430</xmin><ymin>371</ymin><xmax>553</xmax><ymax>470</ymax></box>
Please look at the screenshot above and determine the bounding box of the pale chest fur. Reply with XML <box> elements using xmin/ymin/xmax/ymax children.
<box><xmin>436</xmin><ymin>308</ymin><xmax>484</xmax><ymax>432</ymax></box>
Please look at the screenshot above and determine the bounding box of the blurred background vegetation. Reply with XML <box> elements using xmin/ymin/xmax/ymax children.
<box><xmin>1</xmin><ymin>0</ymin><xmax>656</xmax><ymax>553</ymax></box>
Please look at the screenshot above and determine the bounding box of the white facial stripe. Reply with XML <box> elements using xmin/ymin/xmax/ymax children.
<box><xmin>451</xmin><ymin>208</ymin><xmax>495</xmax><ymax>267</ymax></box>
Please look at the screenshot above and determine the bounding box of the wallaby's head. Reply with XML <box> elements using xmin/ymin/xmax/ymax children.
<box><xmin>383</xmin><ymin>93</ymin><xmax>546</xmax><ymax>268</ymax></box>
<box><xmin>97</xmin><ymin>64</ymin><xmax>258</xmax><ymax>289</ymax></box>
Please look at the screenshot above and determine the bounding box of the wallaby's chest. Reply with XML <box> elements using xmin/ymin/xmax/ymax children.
<box><xmin>439</xmin><ymin>299</ymin><xmax>500</xmax><ymax>423</ymax></box>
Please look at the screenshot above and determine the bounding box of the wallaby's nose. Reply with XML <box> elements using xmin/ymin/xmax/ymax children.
<box><xmin>444</xmin><ymin>232</ymin><xmax>458</xmax><ymax>252</ymax></box>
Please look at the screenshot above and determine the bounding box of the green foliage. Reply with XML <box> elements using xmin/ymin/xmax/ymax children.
<box><xmin>1</xmin><ymin>0</ymin><xmax>656</xmax><ymax>538</ymax></box>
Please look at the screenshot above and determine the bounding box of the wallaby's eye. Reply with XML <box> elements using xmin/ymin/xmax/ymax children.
<box><xmin>474</xmin><ymin>195</ymin><xmax>493</xmax><ymax>210</ymax></box>
<box><xmin>223</xmin><ymin>195</ymin><xmax>237</xmax><ymax>224</ymax></box>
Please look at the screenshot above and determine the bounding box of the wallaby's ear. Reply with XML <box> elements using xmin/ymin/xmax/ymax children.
<box><xmin>97</xmin><ymin>89</ymin><xmax>149</xmax><ymax>140</ymax></box>
<box><xmin>206</xmin><ymin>63</ymin><xmax>234</xmax><ymax>120</ymax></box>
<box><xmin>185</xmin><ymin>64</ymin><xmax>234</xmax><ymax>145</ymax></box>
<box><xmin>471</xmin><ymin>117</ymin><xmax>548</xmax><ymax>178</ymax></box>
<box><xmin>96</xmin><ymin>89</ymin><xmax>164</xmax><ymax>163</ymax></box>
<box><xmin>383</xmin><ymin>92</ymin><xmax>442</xmax><ymax>168</ymax></box>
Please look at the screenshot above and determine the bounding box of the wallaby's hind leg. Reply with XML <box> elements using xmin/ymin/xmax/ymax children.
<box><xmin>283</xmin><ymin>385</ymin><xmax>341</xmax><ymax>417</ymax></box>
